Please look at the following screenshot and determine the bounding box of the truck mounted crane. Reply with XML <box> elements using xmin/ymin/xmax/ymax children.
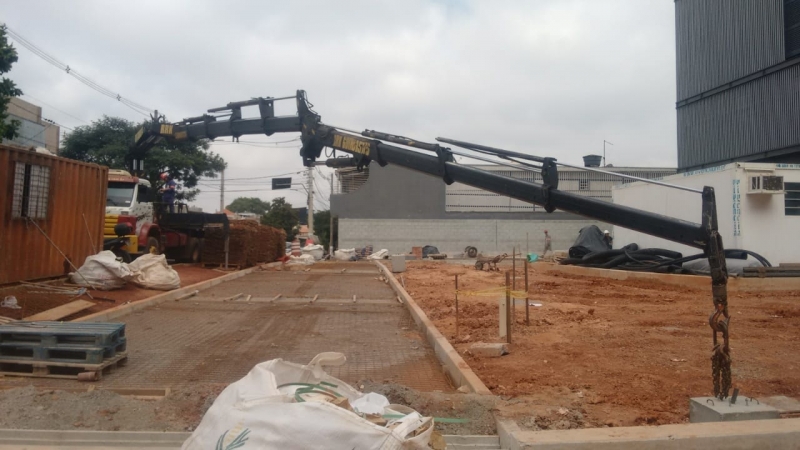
<box><xmin>131</xmin><ymin>90</ymin><xmax>732</xmax><ymax>400</ymax></box>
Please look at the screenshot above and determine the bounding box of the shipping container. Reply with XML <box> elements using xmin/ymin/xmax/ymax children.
<box><xmin>0</xmin><ymin>144</ymin><xmax>108</xmax><ymax>284</ymax></box>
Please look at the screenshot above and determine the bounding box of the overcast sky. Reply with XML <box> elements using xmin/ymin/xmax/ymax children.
<box><xmin>3</xmin><ymin>0</ymin><xmax>678</xmax><ymax>213</ymax></box>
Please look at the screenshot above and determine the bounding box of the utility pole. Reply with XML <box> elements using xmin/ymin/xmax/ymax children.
<box><xmin>329</xmin><ymin>173</ymin><xmax>334</xmax><ymax>255</ymax></box>
<box><xmin>603</xmin><ymin>140</ymin><xmax>614</xmax><ymax>167</ymax></box>
<box><xmin>307</xmin><ymin>167</ymin><xmax>314</xmax><ymax>236</ymax></box>
<box><xmin>219</xmin><ymin>169</ymin><xmax>225</xmax><ymax>213</ymax></box>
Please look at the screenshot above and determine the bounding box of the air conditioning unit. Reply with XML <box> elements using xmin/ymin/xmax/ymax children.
<box><xmin>747</xmin><ymin>175</ymin><xmax>784</xmax><ymax>194</ymax></box>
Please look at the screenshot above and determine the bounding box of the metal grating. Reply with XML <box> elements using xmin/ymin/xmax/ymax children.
<box><xmin>11</xmin><ymin>162</ymin><xmax>50</xmax><ymax>219</ymax></box>
<box><xmin>787</xmin><ymin>0</ymin><xmax>800</xmax><ymax>58</ymax></box>
<box><xmin>677</xmin><ymin>63</ymin><xmax>800</xmax><ymax>169</ymax></box>
<box><xmin>334</xmin><ymin>166</ymin><xmax>370</xmax><ymax>194</ymax></box>
<box><xmin>675</xmin><ymin>0</ymin><xmax>786</xmax><ymax>101</ymax></box>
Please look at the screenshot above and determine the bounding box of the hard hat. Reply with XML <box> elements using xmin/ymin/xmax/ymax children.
<box><xmin>604</xmin><ymin>230</ymin><xmax>610</xmax><ymax>234</ymax></box>
<box><xmin>160</xmin><ymin>173</ymin><xmax>169</xmax><ymax>181</ymax></box>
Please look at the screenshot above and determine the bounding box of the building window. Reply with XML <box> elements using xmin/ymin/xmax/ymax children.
<box><xmin>786</xmin><ymin>182</ymin><xmax>800</xmax><ymax>216</ymax></box>
<box><xmin>787</xmin><ymin>0</ymin><xmax>800</xmax><ymax>59</ymax></box>
<box><xmin>11</xmin><ymin>162</ymin><xmax>51</xmax><ymax>219</ymax></box>
<box><xmin>579</xmin><ymin>179</ymin><xmax>590</xmax><ymax>191</ymax></box>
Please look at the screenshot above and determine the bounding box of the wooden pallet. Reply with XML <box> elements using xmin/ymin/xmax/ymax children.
<box><xmin>0</xmin><ymin>352</ymin><xmax>128</xmax><ymax>380</ymax></box>
<box><xmin>0</xmin><ymin>322</ymin><xmax>125</xmax><ymax>347</ymax></box>
<box><xmin>0</xmin><ymin>339</ymin><xmax>127</xmax><ymax>364</ymax></box>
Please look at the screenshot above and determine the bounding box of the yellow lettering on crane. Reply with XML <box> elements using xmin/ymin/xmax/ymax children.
<box><xmin>332</xmin><ymin>133</ymin><xmax>371</xmax><ymax>156</ymax></box>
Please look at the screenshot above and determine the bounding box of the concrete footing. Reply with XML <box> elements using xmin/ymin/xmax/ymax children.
<box><xmin>498</xmin><ymin>417</ymin><xmax>800</xmax><ymax>449</ymax></box>
<box><xmin>690</xmin><ymin>396</ymin><xmax>780</xmax><ymax>423</ymax></box>
<box><xmin>469</xmin><ymin>342</ymin><xmax>509</xmax><ymax>357</ymax></box>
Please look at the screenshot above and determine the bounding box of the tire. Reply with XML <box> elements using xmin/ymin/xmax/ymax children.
<box><xmin>147</xmin><ymin>236</ymin><xmax>161</xmax><ymax>255</ymax></box>
<box><xmin>474</xmin><ymin>261</ymin><xmax>484</xmax><ymax>270</ymax></box>
<box><xmin>465</xmin><ymin>246</ymin><xmax>478</xmax><ymax>258</ymax></box>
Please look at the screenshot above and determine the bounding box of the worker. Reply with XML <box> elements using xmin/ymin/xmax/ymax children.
<box><xmin>543</xmin><ymin>229</ymin><xmax>552</xmax><ymax>255</ymax></box>
<box><xmin>603</xmin><ymin>229</ymin><xmax>613</xmax><ymax>249</ymax></box>
<box><xmin>159</xmin><ymin>172</ymin><xmax>177</xmax><ymax>213</ymax></box>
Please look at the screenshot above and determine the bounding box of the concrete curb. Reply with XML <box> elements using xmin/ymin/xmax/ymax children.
<box><xmin>545</xmin><ymin>263</ymin><xmax>800</xmax><ymax>292</ymax></box>
<box><xmin>74</xmin><ymin>266</ymin><xmax>264</xmax><ymax>323</ymax></box>
<box><xmin>374</xmin><ymin>261</ymin><xmax>492</xmax><ymax>395</ymax></box>
<box><xmin>0</xmin><ymin>428</ymin><xmax>190</xmax><ymax>449</ymax></box>
<box><xmin>497</xmin><ymin>417</ymin><xmax>800</xmax><ymax>449</ymax></box>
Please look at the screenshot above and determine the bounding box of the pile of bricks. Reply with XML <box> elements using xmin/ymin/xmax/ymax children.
<box><xmin>204</xmin><ymin>221</ymin><xmax>285</xmax><ymax>267</ymax></box>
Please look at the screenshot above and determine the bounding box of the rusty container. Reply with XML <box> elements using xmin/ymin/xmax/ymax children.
<box><xmin>0</xmin><ymin>145</ymin><xmax>108</xmax><ymax>284</ymax></box>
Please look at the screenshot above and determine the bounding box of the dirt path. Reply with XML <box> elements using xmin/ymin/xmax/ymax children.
<box><xmin>402</xmin><ymin>260</ymin><xmax>800</xmax><ymax>429</ymax></box>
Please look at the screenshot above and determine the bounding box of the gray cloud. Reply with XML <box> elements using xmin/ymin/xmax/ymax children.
<box><xmin>3</xmin><ymin>0</ymin><xmax>678</xmax><ymax>212</ymax></box>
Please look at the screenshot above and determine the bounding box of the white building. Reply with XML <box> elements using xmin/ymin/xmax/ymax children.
<box><xmin>612</xmin><ymin>163</ymin><xmax>800</xmax><ymax>265</ymax></box>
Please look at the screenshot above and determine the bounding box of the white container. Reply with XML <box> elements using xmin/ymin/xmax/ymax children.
<box><xmin>391</xmin><ymin>255</ymin><xmax>406</xmax><ymax>273</ymax></box>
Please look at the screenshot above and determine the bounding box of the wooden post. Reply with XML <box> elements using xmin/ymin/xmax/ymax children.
<box><xmin>512</xmin><ymin>246</ymin><xmax>516</xmax><ymax>291</ymax></box>
<box><xmin>505</xmin><ymin>271</ymin><xmax>512</xmax><ymax>344</ymax></box>
<box><xmin>455</xmin><ymin>274</ymin><xmax>459</xmax><ymax>337</ymax></box>
<box><xmin>525</xmin><ymin>259</ymin><xmax>530</xmax><ymax>326</ymax></box>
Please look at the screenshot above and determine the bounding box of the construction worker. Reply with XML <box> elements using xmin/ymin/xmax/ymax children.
<box><xmin>159</xmin><ymin>172</ymin><xmax>177</xmax><ymax>213</ymax></box>
<box><xmin>603</xmin><ymin>229</ymin><xmax>613</xmax><ymax>249</ymax></box>
<box><xmin>543</xmin><ymin>229</ymin><xmax>552</xmax><ymax>255</ymax></box>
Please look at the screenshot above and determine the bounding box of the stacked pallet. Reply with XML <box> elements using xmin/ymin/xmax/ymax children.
<box><xmin>0</xmin><ymin>322</ymin><xmax>127</xmax><ymax>380</ymax></box>
<box><xmin>204</xmin><ymin>221</ymin><xmax>286</xmax><ymax>267</ymax></box>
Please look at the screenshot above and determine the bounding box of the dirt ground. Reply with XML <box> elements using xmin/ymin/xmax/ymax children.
<box><xmin>401</xmin><ymin>260</ymin><xmax>800</xmax><ymax>429</ymax></box>
<box><xmin>0</xmin><ymin>265</ymin><xmax>225</xmax><ymax>321</ymax></box>
<box><xmin>0</xmin><ymin>385</ymin><xmax>222</xmax><ymax>431</ymax></box>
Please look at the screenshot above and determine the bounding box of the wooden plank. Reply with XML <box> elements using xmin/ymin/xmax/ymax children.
<box><xmin>24</xmin><ymin>300</ymin><xmax>95</xmax><ymax>321</ymax></box>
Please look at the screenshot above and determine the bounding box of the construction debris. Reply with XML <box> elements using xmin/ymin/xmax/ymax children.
<box><xmin>204</xmin><ymin>221</ymin><xmax>286</xmax><ymax>268</ymax></box>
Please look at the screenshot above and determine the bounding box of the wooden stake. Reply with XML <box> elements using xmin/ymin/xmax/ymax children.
<box><xmin>525</xmin><ymin>259</ymin><xmax>530</xmax><ymax>326</ymax></box>
<box><xmin>505</xmin><ymin>271</ymin><xmax>512</xmax><ymax>344</ymax></box>
<box><xmin>455</xmin><ymin>274</ymin><xmax>459</xmax><ymax>338</ymax></box>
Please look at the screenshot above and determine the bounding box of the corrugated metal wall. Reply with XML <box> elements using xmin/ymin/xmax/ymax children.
<box><xmin>675</xmin><ymin>0</ymin><xmax>786</xmax><ymax>101</ymax></box>
<box><xmin>677</xmin><ymin>63</ymin><xmax>800</xmax><ymax>169</ymax></box>
<box><xmin>0</xmin><ymin>145</ymin><xmax>107</xmax><ymax>284</ymax></box>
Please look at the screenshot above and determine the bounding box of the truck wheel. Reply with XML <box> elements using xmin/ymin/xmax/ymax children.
<box><xmin>147</xmin><ymin>236</ymin><xmax>161</xmax><ymax>255</ymax></box>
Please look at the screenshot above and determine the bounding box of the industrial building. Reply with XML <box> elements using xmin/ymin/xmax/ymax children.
<box><xmin>5</xmin><ymin>97</ymin><xmax>61</xmax><ymax>154</ymax></box>
<box><xmin>331</xmin><ymin>163</ymin><xmax>675</xmax><ymax>255</ymax></box>
<box><xmin>675</xmin><ymin>0</ymin><xmax>800</xmax><ymax>171</ymax></box>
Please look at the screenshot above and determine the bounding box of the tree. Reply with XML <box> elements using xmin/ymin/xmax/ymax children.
<box><xmin>0</xmin><ymin>25</ymin><xmax>23</xmax><ymax>142</ymax></box>
<box><xmin>227</xmin><ymin>197</ymin><xmax>270</xmax><ymax>216</ymax></box>
<box><xmin>313</xmin><ymin>210</ymin><xmax>331</xmax><ymax>249</ymax></box>
<box><xmin>262</xmin><ymin>197</ymin><xmax>299</xmax><ymax>241</ymax></box>
<box><xmin>61</xmin><ymin>116</ymin><xmax>225</xmax><ymax>202</ymax></box>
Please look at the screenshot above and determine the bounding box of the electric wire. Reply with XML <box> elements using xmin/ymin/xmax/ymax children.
<box><xmin>4</xmin><ymin>24</ymin><xmax>155</xmax><ymax>116</ymax></box>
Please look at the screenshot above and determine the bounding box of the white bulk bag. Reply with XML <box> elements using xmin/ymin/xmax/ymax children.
<box><xmin>69</xmin><ymin>250</ymin><xmax>133</xmax><ymax>290</ymax></box>
<box><xmin>367</xmin><ymin>249</ymin><xmax>389</xmax><ymax>260</ymax></box>
<box><xmin>334</xmin><ymin>248</ymin><xmax>357</xmax><ymax>261</ymax></box>
<box><xmin>302</xmin><ymin>244</ymin><xmax>325</xmax><ymax>261</ymax></box>
<box><xmin>125</xmin><ymin>253</ymin><xmax>181</xmax><ymax>290</ymax></box>
<box><xmin>181</xmin><ymin>352</ymin><xmax>432</xmax><ymax>450</ymax></box>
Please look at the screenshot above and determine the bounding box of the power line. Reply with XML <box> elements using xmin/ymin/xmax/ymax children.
<box><xmin>198</xmin><ymin>170</ymin><xmax>303</xmax><ymax>182</ymax></box>
<box><xmin>4</xmin><ymin>24</ymin><xmax>155</xmax><ymax>116</ymax></box>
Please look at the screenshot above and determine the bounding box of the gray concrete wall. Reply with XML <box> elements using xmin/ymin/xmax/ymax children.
<box><xmin>339</xmin><ymin>218</ymin><xmax>611</xmax><ymax>255</ymax></box>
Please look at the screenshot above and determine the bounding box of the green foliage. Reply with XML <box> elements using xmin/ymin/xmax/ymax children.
<box><xmin>0</xmin><ymin>25</ymin><xmax>23</xmax><ymax>142</ymax></box>
<box><xmin>226</xmin><ymin>197</ymin><xmax>271</xmax><ymax>216</ymax></box>
<box><xmin>313</xmin><ymin>210</ymin><xmax>331</xmax><ymax>249</ymax></box>
<box><xmin>261</xmin><ymin>197</ymin><xmax>299</xmax><ymax>241</ymax></box>
<box><xmin>61</xmin><ymin>116</ymin><xmax>225</xmax><ymax>202</ymax></box>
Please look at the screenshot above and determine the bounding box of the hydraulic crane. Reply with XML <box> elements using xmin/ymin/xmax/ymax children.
<box><xmin>132</xmin><ymin>90</ymin><xmax>732</xmax><ymax>400</ymax></box>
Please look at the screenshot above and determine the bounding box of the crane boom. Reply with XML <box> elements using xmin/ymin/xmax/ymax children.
<box><xmin>130</xmin><ymin>90</ymin><xmax>732</xmax><ymax>399</ymax></box>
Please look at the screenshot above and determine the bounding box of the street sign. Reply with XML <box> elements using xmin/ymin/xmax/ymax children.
<box><xmin>272</xmin><ymin>177</ymin><xmax>292</xmax><ymax>190</ymax></box>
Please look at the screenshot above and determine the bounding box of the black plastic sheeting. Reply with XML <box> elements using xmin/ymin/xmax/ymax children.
<box><xmin>568</xmin><ymin>225</ymin><xmax>611</xmax><ymax>258</ymax></box>
<box><xmin>561</xmin><ymin>244</ymin><xmax>772</xmax><ymax>275</ymax></box>
<box><xmin>422</xmin><ymin>245</ymin><xmax>440</xmax><ymax>259</ymax></box>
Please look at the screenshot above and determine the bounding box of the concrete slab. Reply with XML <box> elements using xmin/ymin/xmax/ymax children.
<box><xmin>30</xmin><ymin>271</ymin><xmax>453</xmax><ymax>392</ymax></box>
<box><xmin>690</xmin><ymin>396</ymin><xmax>779</xmax><ymax>423</ymax></box>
